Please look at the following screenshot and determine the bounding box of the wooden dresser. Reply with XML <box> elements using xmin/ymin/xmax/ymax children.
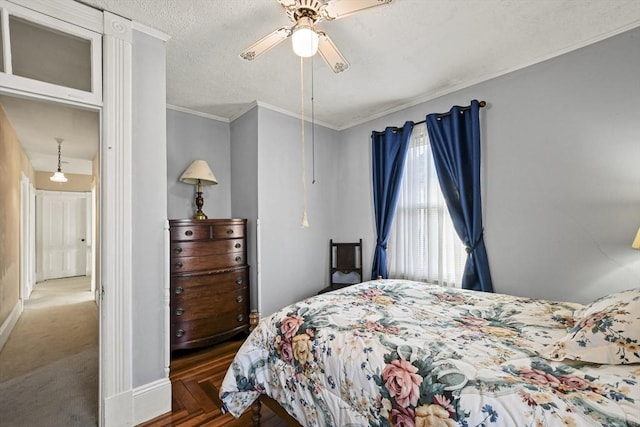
<box><xmin>169</xmin><ymin>218</ymin><xmax>250</xmax><ymax>352</ymax></box>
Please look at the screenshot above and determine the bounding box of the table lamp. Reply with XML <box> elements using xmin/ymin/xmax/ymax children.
<box><xmin>180</xmin><ymin>160</ymin><xmax>218</xmax><ymax>220</ymax></box>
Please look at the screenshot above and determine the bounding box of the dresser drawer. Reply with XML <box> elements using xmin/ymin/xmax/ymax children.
<box><xmin>211</xmin><ymin>223</ymin><xmax>245</xmax><ymax>239</ymax></box>
<box><xmin>171</xmin><ymin>268</ymin><xmax>248</xmax><ymax>296</ymax></box>
<box><xmin>170</xmin><ymin>222</ymin><xmax>246</xmax><ymax>242</ymax></box>
<box><xmin>170</xmin><ymin>238</ymin><xmax>244</xmax><ymax>258</ymax></box>
<box><xmin>171</xmin><ymin>314</ymin><xmax>249</xmax><ymax>349</ymax></box>
<box><xmin>172</xmin><ymin>285</ymin><xmax>248</xmax><ymax>322</ymax></box>
<box><xmin>170</xmin><ymin>225</ymin><xmax>211</xmax><ymax>241</ymax></box>
<box><xmin>170</xmin><ymin>252</ymin><xmax>245</xmax><ymax>273</ymax></box>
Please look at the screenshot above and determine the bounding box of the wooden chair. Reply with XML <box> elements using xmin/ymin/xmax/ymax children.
<box><xmin>319</xmin><ymin>239</ymin><xmax>363</xmax><ymax>294</ymax></box>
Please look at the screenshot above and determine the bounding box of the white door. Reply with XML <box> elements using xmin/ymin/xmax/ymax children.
<box><xmin>38</xmin><ymin>191</ymin><xmax>89</xmax><ymax>280</ymax></box>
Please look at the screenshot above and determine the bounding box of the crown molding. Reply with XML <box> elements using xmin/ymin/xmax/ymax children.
<box><xmin>167</xmin><ymin>104</ymin><xmax>229</xmax><ymax>123</ymax></box>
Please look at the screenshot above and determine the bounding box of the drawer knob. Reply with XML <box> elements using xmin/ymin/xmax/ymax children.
<box><xmin>236</xmin><ymin>295</ymin><xmax>243</xmax><ymax>303</ymax></box>
<box><xmin>235</xmin><ymin>243</ymin><xmax>241</xmax><ymax>249</ymax></box>
<box><xmin>175</xmin><ymin>286</ymin><xmax>184</xmax><ymax>294</ymax></box>
<box><xmin>174</xmin><ymin>247</ymin><xmax>183</xmax><ymax>254</ymax></box>
<box><xmin>235</xmin><ymin>256</ymin><xmax>242</xmax><ymax>262</ymax></box>
<box><xmin>185</xmin><ymin>230</ymin><xmax>193</xmax><ymax>236</ymax></box>
<box><xmin>176</xmin><ymin>329</ymin><xmax>185</xmax><ymax>338</ymax></box>
<box><xmin>235</xmin><ymin>278</ymin><xmax>243</xmax><ymax>285</ymax></box>
<box><xmin>175</xmin><ymin>308</ymin><xmax>185</xmax><ymax>316</ymax></box>
<box><xmin>226</xmin><ymin>229</ymin><xmax>234</xmax><ymax>235</ymax></box>
<box><xmin>174</xmin><ymin>262</ymin><xmax>183</xmax><ymax>269</ymax></box>
<box><xmin>237</xmin><ymin>314</ymin><xmax>244</xmax><ymax>322</ymax></box>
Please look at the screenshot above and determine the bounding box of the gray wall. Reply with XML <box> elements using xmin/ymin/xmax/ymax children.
<box><xmin>230</xmin><ymin>106</ymin><xmax>259</xmax><ymax>308</ymax></box>
<box><xmin>256</xmin><ymin>107</ymin><xmax>340</xmax><ymax>316</ymax></box>
<box><xmin>336</xmin><ymin>26</ymin><xmax>640</xmax><ymax>304</ymax></box>
<box><xmin>167</xmin><ymin>109</ymin><xmax>231</xmax><ymax>220</ymax></box>
<box><xmin>171</xmin><ymin>103</ymin><xmax>342</xmax><ymax>317</ymax></box>
<box><xmin>167</xmin><ymin>26</ymin><xmax>640</xmax><ymax>312</ymax></box>
<box><xmin>132</xmin><ymin>30</ymin><xmax>168</xmax><ymax>386</ymax></box>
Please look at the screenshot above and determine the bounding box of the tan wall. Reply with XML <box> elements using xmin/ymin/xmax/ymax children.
<box><xmin>35</xmin><ymin>171</ymin><xmax>92</xmax><ymax>192</ymax></box>
<box><xmin>0</xmin><ymin>105</ymin><xmax>27</xmax><ymax>327</ymax></box>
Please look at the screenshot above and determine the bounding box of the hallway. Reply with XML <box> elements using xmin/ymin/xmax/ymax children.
<box><xmin>0</xmin><ymin>276</ymin><xmax>98</xmax><ymax>426</ymax></box>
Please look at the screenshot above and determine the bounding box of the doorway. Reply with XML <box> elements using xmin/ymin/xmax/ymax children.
<box><xmin>0</xmin><ymin>92</ymin><xmax>100</xmax><ymax>425</ymax></box>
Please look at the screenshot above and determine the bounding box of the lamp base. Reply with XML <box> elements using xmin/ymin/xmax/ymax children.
<box><xmin>193</xmin><ymin>189</ymin><xmax>207</xmax><ymax>220</ymax></box>
<box><xmin>193</xmin><ymin>211</ymin><xmax>208</xmax><ymax>220</ymax></box>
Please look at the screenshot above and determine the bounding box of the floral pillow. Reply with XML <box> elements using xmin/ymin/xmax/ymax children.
<box><xmin>544</xmin><ymin>288</ymin><xmax>640</xmax><ymax>364</ymax></box>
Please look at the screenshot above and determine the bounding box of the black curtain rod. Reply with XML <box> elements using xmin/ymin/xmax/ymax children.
<box><xmin>374</xmin><ymin>100</ymin><xmax>486</xmax><ymax>134</ymax></box>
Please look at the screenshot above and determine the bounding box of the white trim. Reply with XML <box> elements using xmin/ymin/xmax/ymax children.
<box><xmin>103</xmin><ymin>390</ymin><xmax>133</xmax><ymax>427</ymax></box>
<box><xmin>229</xmin><ymin>100</ymin><xmax>338</xmax><ymax>130</ymax></box>
<box><xmin>163</xmin><ymin>220</ymin><xmax>170</xmax><ymax>379</ymax></box>
<box><xmin>101</xmin><ymin>10</ymin><xmax>133</xmax><ymax>427</ymax></box>
<box><xmin>167</xmin><ymin>103</ymin><xmax>229</xmax><ymax>123</ymax></box>
<box><xmin>0</xmin><ymin>300</ymin><xmax>22</xmax><ymax>352</ymax></box>
<box><xmin>5</xmin><ymin>0</ymin><xmax>103</xmax><ymax>32</ymax></box>
<box><xmin>0</xmin><ymin>85</ymin><xmax>102</xmax><ymax>109</ymax></box>
<box><xmin>256</xmin><ymin>218</ymin><xmax>262</xmax><ymax>316</ymax></box>
<box><xmin>228</xmin><ymin>101</ymin><xmax>256</xmax><ymax>123</ymax></box>
<box><xmin>131</xmin><ymin>21</ymin><xmax>170</xmax><ymax>42</ymax></box>
<box><xmin>1</xmin><ymin>8</ymin><xmax>12</xmax><ymax>74</ymax></box>
<box><xmin>132</xmin><ymin>378</ymin><xmax>172</xmax><ymax>425</ymax></box>
<box><xmin>20</xmin><ymin>174</ymin><xmax>31</xmax><ymax>301</ymax></box>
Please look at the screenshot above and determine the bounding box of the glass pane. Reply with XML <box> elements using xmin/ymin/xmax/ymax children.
<box><xmin>9</xmin><ymin>15</ymin><xmax>91</xmax><ymax>91</ymax></box>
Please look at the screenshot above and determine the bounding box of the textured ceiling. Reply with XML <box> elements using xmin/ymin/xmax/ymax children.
<box><xmin>78</xmin><ymin>0</ymin><xmax>640</xmax><ymax>130</ymax></box>
<box><xmin>3</xmin><ymin>0</ymin><xmax>640</xmax><ymax>173</ymax></box>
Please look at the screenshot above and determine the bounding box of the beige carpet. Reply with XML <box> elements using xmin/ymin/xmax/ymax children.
<box><xmin>0</xmin><ymin>276</ymin><xmax>98</xmax><ymax>426</ymax></box>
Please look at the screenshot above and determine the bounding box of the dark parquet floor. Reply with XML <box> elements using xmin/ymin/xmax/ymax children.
<box><xmin>138</xmin><ymin>337</ymin><xmax>289</xmax><ymax>427</ymax></box>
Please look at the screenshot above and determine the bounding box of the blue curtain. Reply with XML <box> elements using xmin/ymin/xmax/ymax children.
<box><xmin>370</xmin><ymin>122</ymin><xmax>413</xmax><ymax>280</ymax></box>
<box><xmin>426</xmin><ymin>100</ymin><xmax>494</xmax><ymax>292</ymax></box>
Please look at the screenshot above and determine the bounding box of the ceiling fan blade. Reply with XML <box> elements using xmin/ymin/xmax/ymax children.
<box><xmin>240</xmin><ymin>27</ymin><xmax>291</xmax><ymax>61</ymax></box>
<box><xmin>276</xmin><ymin>0</ymin><xmax>297</xmax><ymax>6</ymax></box>
<box><xmin>320</xmin><ymin>0</ymin><xmax>393</xmax><ymax>21</ymax></box>
<box><xmin>317</xmin><ymin>32</ymin><xmax>349</xmax><ymax>73</ymax></box>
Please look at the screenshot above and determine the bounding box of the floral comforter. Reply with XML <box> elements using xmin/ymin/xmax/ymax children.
<box><xmin>220</xmin><ymin>279</ymin><xmax>640</xmax><ymax>426</ymax></box>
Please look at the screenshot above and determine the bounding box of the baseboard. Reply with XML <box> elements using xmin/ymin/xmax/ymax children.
<box><xmin>104</xmin><ymin>389</ymin><xmax>133</xmax><ymax>427</ymax></box>
<box><xmin>133</xmin><ymin>377</ymin><xmax>172</xmax><ymax>425</ymax></box>
<box><xmin>0</xmin><ymin>300</ymin><xmax>23</xmax><ymax>352</ymax></box>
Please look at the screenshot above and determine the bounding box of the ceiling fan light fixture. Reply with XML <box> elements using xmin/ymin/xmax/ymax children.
<box><xmin>292</xmin><ymin>17</ymin><xmax>319</xmax><ymax>57</ymax></box>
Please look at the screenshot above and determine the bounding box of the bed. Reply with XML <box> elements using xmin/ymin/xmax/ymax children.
<box><xmin>219</xmin><ymin>279</ymin><xmax>640</xmax><ymax>426</ymax></box>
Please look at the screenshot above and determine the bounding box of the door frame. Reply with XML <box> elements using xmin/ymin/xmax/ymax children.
<box><xmin>19</xmin><ymin>173</ymin><xmax>35</xmax><ymax>301</ymax></box>
<box><xmin>3</xmin><ymin>1</ymin><xmax>135</xmax><ymax>425</ymax></box>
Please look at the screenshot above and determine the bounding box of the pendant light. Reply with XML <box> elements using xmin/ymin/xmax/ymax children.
<box><xmin>50</xmin><ymin>138</ymin><xmax>68</xmax><ymax>183</ymax></box>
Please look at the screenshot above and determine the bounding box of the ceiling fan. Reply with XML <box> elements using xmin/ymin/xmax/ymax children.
<box><xmin>240</xmin><ymin>0</ymin><xmax>393</xmax><ymax>73</ymax></box>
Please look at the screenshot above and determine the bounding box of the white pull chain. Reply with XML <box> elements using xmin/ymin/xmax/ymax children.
<box><xmin>300</xmin><ymin>56</ymin><xmax>309</xmax><ymax>228</ymax></box>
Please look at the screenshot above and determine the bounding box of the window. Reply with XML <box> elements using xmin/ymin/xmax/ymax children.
<box><xmin>9</xmin><ymin>15</ymin><xmax>92</xmax><ymax>92</ymax></box>
<box><xmin>0</xmin><ymin>3</ymin><xmax>102</xmax><ymax>105</ymax></box>
<box><xmin>388</xmin><ymin>123</ymin><xmax>466</xmax><ymax>287</ymax></box>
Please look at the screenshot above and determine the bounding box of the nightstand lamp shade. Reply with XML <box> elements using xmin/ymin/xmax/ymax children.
<box><xmin>180</xmin><ymin>160</ymin><xmax>218</xmax><ymax>220</ymax></box>
<box><xmin>633</xmin><ymin>226</ymin><xmax>640</xmax><ymax>250</ymax></box>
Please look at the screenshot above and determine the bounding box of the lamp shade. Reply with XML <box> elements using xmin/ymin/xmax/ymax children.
<box><xmin>179</xmin><ymin>160</ymin><xmax>218</xmax><ymax>185</ymax></box>
<box><xmin>50</xmin><ymin>171</ymin><xmax>68</xmax><ymax>182</ymax></box>
<box><xmin>633</xmin><ymin>226</ymin><xmax>640</xmax><ymax>250</ymax></box>
<box><xmin>292</xmin><ymin>17</ymin><xmax>319</xmax><ymax>58</ymax></box>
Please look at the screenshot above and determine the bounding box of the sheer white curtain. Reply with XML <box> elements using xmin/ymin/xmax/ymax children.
<box><xmin>388</xmin><ymin>123</ymin><xmax>466</xmax><ymax>287</ymax></box>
